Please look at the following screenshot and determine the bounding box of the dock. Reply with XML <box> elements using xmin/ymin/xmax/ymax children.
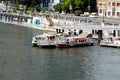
<box><xmin>1</xmin><ymin>12</ymin><xmax>120</xmax><ymax>44</ymax></box>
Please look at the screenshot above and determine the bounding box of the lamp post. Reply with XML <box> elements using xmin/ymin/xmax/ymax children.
<box><xmin>48</xmin><ymin>3</ymin><xmax>50</xmax><ymax>16</ymax></box>
<box><xmin>23</xmin><ymin>5</ymin><xmax>26</xmax><ymax>14</ymax></box>
<box><xmin>86</xmin><ymin>0</ymin><xmax>90</xmax><ymax>23</ymax></box>
<box><xmin>102</xmin><ymin>9</ymin><xmax>105</xmax><ymax>23</ymax></box>
<box><xmin>19</xmin><ymin>4</ymin><xmax>23</xmax><ymax>15</ymax></box>
<box><xmin>58</xmin><ymin>4</ymin><xmax>60</xmax><ymax>20</ymax></box>
<box><xmin>88</xmin><ymin>0</ymin><xmax>90</xmax><ymax>14</ymax></box>
<box><xmin>57</xmin><ymin>3</ymin><xmax>61</xmax><ymax>25</ymax></box>
<box><xmin>102</xmin><ymin>1</ymin><xmax>107</xmax><ymax>23</ymax></box>
<box><xmin>40</xmin><ymin>3</ymin><xmax>43</xmax><ymax>13</ymax></box>
<box><xmin>69</xmin><ymin>4</ymin><xmax>72</xmax><ymax>19</ymax></box>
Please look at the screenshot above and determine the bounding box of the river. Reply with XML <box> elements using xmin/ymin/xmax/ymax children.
<box><xmin>0</xmin><ymin>22</ymin><xmax>120</xmax><ymax>80</ymax></box>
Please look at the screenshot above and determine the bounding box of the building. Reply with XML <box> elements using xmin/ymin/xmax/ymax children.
<box><xmin>0</xmin><ymin>1</ymin><xmax>6</xmax><ymax>11</ymax></box>
<box><xmin>41</xmin><ymin>0</ymin><xmax>49</xmax><ymax>7</ymax></box>
<box><xmin>97</xmin><ymin>0</ymin><xmax>120</xmax><ymax>18</ymax></box>
<box><xmin>0</xmin><ymin>0</ymin><xmax>14</xmax><ymax>12</ymax></box>
<box><xmin>52</xmin><ymin>0</ymin><xmax>61</xmax><ymax>8</ymax></box>
<box><xmin>0</xmin><ymin>0</ymin><xmax>14</xmax><ymax>4</ymax></box>
<box><xmin>41</xmin><ymin>0</ymin><xmax>60</xmax><ymax>9</ymax></box>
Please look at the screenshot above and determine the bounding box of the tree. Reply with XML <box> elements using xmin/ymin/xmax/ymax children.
<box><xmin>12</xmin><ymin>0</ymin><xmax>97</xmax><ymax>13</ymax></box>
<box><xmin>13</xmin><ymin>0</ymin><xmax>41</xmax><ymax>12</ymax></box>
<box><xmin>54</xmin><ymin>3</ymin><xmax>61</xmax><ymax>12</ymax></box>
<box><xmin>55</xmin><ymin>0</ymin><xmax>97</xmax><ymax>13</ymax></box>
<box><xmin>61</xmin><ymin>0</ymin><xmax>71</xmax><ymax>13</ymax></box>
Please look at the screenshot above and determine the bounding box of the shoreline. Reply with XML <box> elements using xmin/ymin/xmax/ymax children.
<box><xmin>0</xmin><ymin>20</ymin><xmax>56</xmax><ymax>32</ymax></box>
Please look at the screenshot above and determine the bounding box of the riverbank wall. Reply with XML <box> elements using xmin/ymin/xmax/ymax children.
<box><xmin>0</xmin><ymin>13</ymin><xmax>99</xmax><ymax>37</ymax></box>
<box><xmin>0</xmin><ymin>17</ymin><xmax>56</xmax><ymax>32</ymax></box>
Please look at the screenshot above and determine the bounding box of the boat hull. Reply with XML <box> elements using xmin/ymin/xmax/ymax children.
<box><xmin>100</xmin><ymin>39</ymin><xmax>120</xmax><ymax>48</ymax></box>
<box><xmin>100</xmin><ymin>43</ymin><xmax>120</xmax><ymax>48</ymax></box>
<box><xmin>38</xmin><ymin>44</ymin><xmax>56</xmax><ymax>48</ymax></box>
<box><xmin>73</xmin><ymin>42</ymin><xmax>94</xmax><ymax>47</ymax></box>
<box><xmin>57</xmin><ymin>44</ymin><xmax>72</xmax><ymax>48</ymax></box>
<box><xmin>57</xmin><ymin>42</ymin><xmax>94</xmax><ymax>48</ymax></box>
<box><xmin>32</xmin><ymin>43</ymin><xmax>38</xmax><ymax>47</ymax></box>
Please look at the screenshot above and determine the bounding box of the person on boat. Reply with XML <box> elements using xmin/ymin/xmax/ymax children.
<box><xmin>68</xmin><ymin>30</ymin><xmax>71</xmax><ymax>36</ymax></box>
<box><xmin>66</xmin><ymin>39</ymin><xmax>69</xmax><ymax>44</ymax></box>
<box><xmin>56</xmin><ymin>28</ymin><xmax>58</xmax><ymax>33</ymax></box>
<box><xmin>62</xmin><ymin>29</ymin><xmax>64</xmax><ymax>33</ymax></box>
<box><xmin>59</xmin><ymin>29</ymin><xmax>61</xmax><ymax>33</ymax></box>
<box><xmin>79</xmin><ymin>30</ymin><xmax>83</xmax><ymax>34</ymax></box>
<box><xmin>74</xmin><ymin>29</ymin><xmax>77</xmax><ymax>36</ymax></box>
<box><xmin>110</xmin><ymin>37</ymin><xmax>113</xmax><ymax>41</ymax></box>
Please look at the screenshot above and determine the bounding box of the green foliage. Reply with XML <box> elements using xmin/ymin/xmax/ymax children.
<box><xmin>13</xmin><ymin>0</ymin><xmax>41</xmax><ymax>11</ymax></box>
<box><xmin>12</xmin><ymin>3</ymin><xmax>19</xmax><ymax>13</ymax></box>
<box><xmin>74</xmin><ymin>0</ymin><xmax>83</xmax><ymax>9</ymax></box>
<box><xmin>27</xmin><ymin>7</ymin><xmax>35</xmax><ymax>12</ymax></box>
<box><xmin>55</xmin><ymin>0</ymin><xmax>97</xmax><ymax>13</ymax></box>
<box><xmin>54</xmin><ymin>3</ymin><xmax>61</xmax><ymax>12</ymax></box>
<box><xmin>12</xmin><ymin>0</ymin><xmax>97</xmax><ymax>13</ymax></box>
<box><xmin>61</xmin><ymin>0</ymin><xmax>70</xmax><ymax>12</ymax></box>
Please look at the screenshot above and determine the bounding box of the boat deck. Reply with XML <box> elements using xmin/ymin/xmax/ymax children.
<box><xmin>100</xmin><ymin>42</ymin><xmax>120</xmax><ymax>48</ymax></box>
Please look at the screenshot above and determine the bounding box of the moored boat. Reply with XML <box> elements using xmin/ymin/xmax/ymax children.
<box><xmin>32</xmin><ymin>32</ymin><xmax>94</xmax><ymax>48</ymax></box>
<box><xmin>32</xmin><ymin>33</ymin><xmax>57</xmax><ymax>48</ymax></box>
<box><xmin>56</xmin><ymin>34</ymin><xmax>94</xmax><ymax>48</ymax></box>
<box><xmin>38</xmin><ymin>42</ymin><xmax>56</xmax><ymax>48</ymax></box>
<box><xmin>100</xmin><ymin>37</ymin><xmax>120</xmax><ymax>48</ymax></box>
<box><xmin>32</xmin><ymin>35</ymin><xmax>41</xmax><ymax>47</ymax></box>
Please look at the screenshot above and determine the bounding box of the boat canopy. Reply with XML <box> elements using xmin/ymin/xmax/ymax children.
<box><xmin>80</xmin><ymin>32</ymin><xmax>92</xmax><ymax>38</ymax></box>
<box><xmin>35</xmin><ymin>33</ymin><xmax>55</xmax><ymax>38</ymax></box>
<box><xmin>65</xmin><ymin>32</ymin><xmax>90</xmax><ymax>39</ymax></box>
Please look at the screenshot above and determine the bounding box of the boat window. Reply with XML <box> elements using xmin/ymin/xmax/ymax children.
<box><xmin>79</xmin><ymin>38</ymin><xmax>86</xmax><ymax>42</ymax></box>
<box><xmin>68</xmin><ymin>32</ymin><xmax>71</xmax><ymax>36</ymax></box>
<box><xmin>73</xmin><ymin>38</ymin><xmax>78</xmax><ymax>43</ymax></box>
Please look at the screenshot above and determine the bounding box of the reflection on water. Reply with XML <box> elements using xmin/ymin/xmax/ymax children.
<box><xmin>0</xmin><ymin>22</ymin><xmax>120</xmax><ymax>80</ymax></box>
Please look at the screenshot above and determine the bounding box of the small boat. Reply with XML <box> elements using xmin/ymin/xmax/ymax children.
<box><xmin>100</xmin><ymin>37</ymin><xmax>120</xmax><ymax>48</ymax></box>
<box><xmin>56</xmin><ymin>35</ymin><xmax>94</xmax><ymax>48</ymax></box>
<box><xmin>32</xmin><ymin>35</ymin><xmax>41</xmax><ymax>47</ymax></box>
<box><xmin>32</xmin><ymin>32</ymin><xmax>94</xmax><ymax>48</ymax></box>
<box><xmin>32</xmin><ymin>33</ymin><xmax>57</xmax><ymax>48</ymax></box>
<box><xmin>38</xmin><ymin>42</ymin><xmax>56</xmax><ymax>48</ymax></box>
<box><xmin>57</xmin><ymin>37</ymin><xmax>94</xmax><ymax>48</ymax></box>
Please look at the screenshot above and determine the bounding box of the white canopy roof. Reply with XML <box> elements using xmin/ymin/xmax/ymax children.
<box><xmin>35</xmin><ymin>33</ymin><xmax>55</xmax><ymax>38</ymax></box>
<box><xmin>66</xmin><ymin>32</ymin><xmax>91</xmax><ymax>39</ymax></box>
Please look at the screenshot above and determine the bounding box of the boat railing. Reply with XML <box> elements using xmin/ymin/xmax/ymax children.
<box><xmin>113</xmin><ymin>40</ymin><xmax>120</xmax><ymax>45</ymax></box>
<box><xmin>38</xmin><ymin>39</ymin><xmax>55</xmax><ymax>45</ymax></box>
<box><xmin>100</xmin><ymin>39</ymin><xmax>113</xmax><ymax>44</ymax></box>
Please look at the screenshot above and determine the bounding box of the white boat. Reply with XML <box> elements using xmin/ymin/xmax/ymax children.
<box><xmin>56</xmin><ymin>33</ymin><xmax>94</xmax><ymax>48</ymax></box>
<box><xmin>32</xmin><ymin>35</ymin><xmax>41</xmax><ymax>47</ymax></box>
<box><xmin>100</xmin><ymin>37</ymin><xmax>120</xmax><ymax>48</ymax></box>
<box><xmin>32</xmin><ymin>33</ymin><xmax>56</xmax><ymax>48</ymax></box>
<box><xmin>32</xmin><ymin>32</ymin><xmax>94</xmax><ymax>48</ymax></box>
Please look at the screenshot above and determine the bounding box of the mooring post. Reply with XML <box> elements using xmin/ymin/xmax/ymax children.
<box><xmin>17</xmin><ymin>17</ymin><xmax>19</xmax><ymax>24</ymax></box>
<box><xmin>92</xmin><ymin>30</ymin><xmax>94</xmax><ymax>34</ymax></box>
<box><xmin>98</xmin><ymin>30</ymin><xmax>103</xmax><ymax>44</ymax></box>
<box><xmin>11</xmin><ymin>16</ymin><xmax>13</xmax><ymax>23</ymax></box>
<box><xmin>0</xmin><ymin>14</ymin><xmax>2</xmax><ymax>20</ymax></box>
